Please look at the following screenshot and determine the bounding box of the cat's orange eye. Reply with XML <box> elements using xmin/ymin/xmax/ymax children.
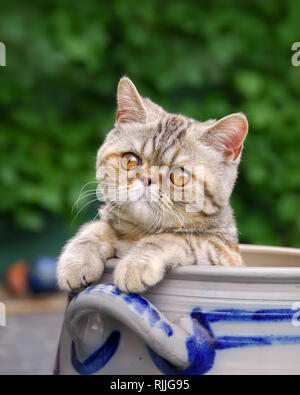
<box><xmin>120</xmin><ymin>152</ymin><xmax>141</xmax><ymax>170</ymax></box>
<box><xmin>170</xmin><ymin>167</ymin><xmax>190</xmax><ymax>187</ymax></box>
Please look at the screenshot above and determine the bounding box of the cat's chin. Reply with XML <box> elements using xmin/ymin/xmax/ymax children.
<box><xmin>130</xmin><ymin>199</ymin><xmax>154</xmax><ymax>223</ymax></box>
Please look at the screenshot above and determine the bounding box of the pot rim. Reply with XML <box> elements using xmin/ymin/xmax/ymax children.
<box><xmin>105</xmin><ymin>244</ymin><xmax>300</xmax><ymax>284</ymax></box>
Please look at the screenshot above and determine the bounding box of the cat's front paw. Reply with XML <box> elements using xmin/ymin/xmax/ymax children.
<box><xmin>114</xmin><ymin>256</ymin><xmax>164</xmax><ymax>293</ymax></box>
<box><xmin>57</xmin><ymin>242</ymin><xmax>105</xmax><ymax>292</ymax></box>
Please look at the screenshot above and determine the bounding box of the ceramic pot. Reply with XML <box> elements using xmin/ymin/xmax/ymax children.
<box><xmin>54</xmin><ymin>244</ymin><xmax>300</xmax><ymax>375</ymax></box>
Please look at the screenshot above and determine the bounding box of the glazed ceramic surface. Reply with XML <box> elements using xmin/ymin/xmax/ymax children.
<box><xmin>55</xmin><ymin>244</ymin><xmax>300</xmax><ymax>375</ymax></box>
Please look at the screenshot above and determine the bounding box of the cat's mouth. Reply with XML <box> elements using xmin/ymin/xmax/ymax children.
<box><xmin>128</xmin><ymin>181</ymin><xmax>154</xmax><ymax>206</ymax></box>
<box><xmin>131</xmin><ymin>191</ymin><xmax>153</xmax><ymax>209</ymax></box>
<box><xmin>128</xmin><ymin>187</ymin><xmax>156</xmax><ymax>222</ymax></box>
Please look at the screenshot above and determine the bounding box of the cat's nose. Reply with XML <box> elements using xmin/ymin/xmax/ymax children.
<box><xmin>140</xmin><ymin>176</ymin><xmax>152</xmax><ymax>186</ymax></box>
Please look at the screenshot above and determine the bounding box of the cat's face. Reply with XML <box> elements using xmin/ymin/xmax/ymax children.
<box><xmin>96</xmin><ymin>77</ymin><xmax>248</xmax><ymax>231</ymax></box>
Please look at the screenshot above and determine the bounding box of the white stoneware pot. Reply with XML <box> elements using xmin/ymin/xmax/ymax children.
<box><xmin>54</xmin><ymin>244</ymin><xmax>300</xmax><ymax>375</ymax></box>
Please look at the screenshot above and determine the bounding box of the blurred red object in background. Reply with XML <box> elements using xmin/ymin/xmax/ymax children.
<box><xmin>5</xmin><ymin>260</ymin><xmax>29</xmax><ymax>297</ymax></box>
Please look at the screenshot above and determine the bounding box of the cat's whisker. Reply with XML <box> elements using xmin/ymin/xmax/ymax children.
<box><xmin>91</xmin><ymin>211</ymin><xmax>100</xmax><ymax>223</ymax></box>
<box><xmin>171</xmin><ymin>205</ymin><xmax>191</xmax><ymax>243</ymax></box>
<box><xmin>74</xmin><ymin>190</ymin><xmax>98</xmax><ymax>203</ymax></box>
<box><xmin>102</xmin><ymin>201</ymin><xmax>123</xmax><ymax>218</ymax></box>
<box><xmin>72</xmin><ymin>189</ymin><xmax>99</xmax><ymax>212</ymax></box>
<box><xmin>146</xmin><ymin>204</ymin><xmax>159</xmax><ymax>234</ymax></box>
<box><xmin>146</xmin><ymin>191</ymin><xmax>162</xmax><ymax>234</ymax></box>
<box><xmin>109</xmin><ymin>202</ymin><xmax>125</xmax><ymax>223</ymax></box>
<box><xmin>78</xmin><ymin>180</ymin><xmax>98</xmax><ymax>197</ymax></box>
<box><xmin>154</xmin><ymin>202</ymin><xmax>163</xmax><ymax>233</ymax></box>
<box><xmin>72</xmin><ymin>180</ymin><xmax>98</xmax><ymax>207</ymax></box>
<box><xmin>72</xmin><ymin>198</ymin><xmax>100</xmax><ymax>225</ymax></box>
<box><xmin>161</xmin><ymin>197</ymin><xmax>189</xmax><ymax>240</ymax></box>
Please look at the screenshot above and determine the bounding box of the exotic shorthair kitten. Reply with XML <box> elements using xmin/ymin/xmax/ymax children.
<box><xmin>57</xmin><ymin>77</ymin><xmax>248</xmax><ymax>293</ymax></box>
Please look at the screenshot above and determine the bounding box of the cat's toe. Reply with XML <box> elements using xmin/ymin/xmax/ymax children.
<box><xmin>58</xmin><ymin>264</ymin><xmax>104</xmax><ymax>292</ymax></box>
<box><xmin>57</xmin><ymin>250</ymin><xmax>105</xmax><ymax>292</ymax></box>
<box><xmin>57</xmin><ymin>269</ymin><xmax>83</xmax><ymax>292</ymax></box>
<box><xmin>141</xmin><ymin>263</ymin><xmax>164</xmax><ymax>287</ymax></box>
<box><xmin>114</xmin><ymin>262</ymin><xmax>144</xmax><ymax>293</ymax></box>
<box><xmin>114</xmin><ymin>261</ymin><xmax>164</xmax><ymax>293</ymax></box>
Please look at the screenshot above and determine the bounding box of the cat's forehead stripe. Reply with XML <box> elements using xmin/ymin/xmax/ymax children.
<box><xmin>141</xmin><ymin>137</ymin><xmax>154</xmax><ymax>158</ymax></box>
<box><xmin>149</xmin><ymin>114</ymin><xmax>191</xmax><ymax>164</ymax></box>
<box><xmin>161</xmin><ymin>144</ymin><xmax>180</xmax><ymax>165</ymax></box>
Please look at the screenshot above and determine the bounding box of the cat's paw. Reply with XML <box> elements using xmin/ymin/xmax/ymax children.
<box><xmin>57</xmin><ymin>242</ymin><xmax>105</xmax><ymax>292</ymax></box>
<box><xmin>114</xmin><ymin>256</ymin><xmax>164</xmax><ymax>293</ymax></box>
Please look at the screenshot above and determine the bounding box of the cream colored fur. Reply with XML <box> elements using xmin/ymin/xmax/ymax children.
<box><xmin>57</xmin><ymin>77</ymin><xmax>248</xmax><ymax>293</ymax></box>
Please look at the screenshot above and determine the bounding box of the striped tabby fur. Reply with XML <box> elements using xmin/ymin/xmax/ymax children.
<box><xmin>57</xmin><ymin>77</ymin><xmax>248</xmax><ymax>293</ymax></box>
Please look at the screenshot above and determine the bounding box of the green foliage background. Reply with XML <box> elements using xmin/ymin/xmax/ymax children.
<box><xmin>0</xmin><ymin>0</ymin><xmax>300</xmax><ymax>248</ymax></box>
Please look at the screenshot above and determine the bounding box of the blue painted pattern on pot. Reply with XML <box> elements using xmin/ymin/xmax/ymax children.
<box><xmin>72</xmin><ymin>284</ymin><xmax>173</xmax><ymax>337</ymax></box>
<box><xmin>69</xmin><ymin>285</ymin><xmax>300</xmax><ymax>375</ymax></box>
<box><xmin>148</xmin><ymin>307</ymin><xmax>300</xmax><ymax>374</ymax></box>
<box><xmin>71</xmin><ymin>331</ymin><xmax>121</xmax><ymax>375</ymax></box>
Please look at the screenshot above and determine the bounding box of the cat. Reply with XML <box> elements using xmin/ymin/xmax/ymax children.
<box><xmin>57</xmin><ymin>76</ymin><xmax>248</xmax><ymax>293</ymax></box>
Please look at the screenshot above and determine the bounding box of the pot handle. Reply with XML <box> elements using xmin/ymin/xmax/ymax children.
<box><xmin>65</xmin><ymin>283</ymin><xmax>213</xmax><ymax>370</ymax></box>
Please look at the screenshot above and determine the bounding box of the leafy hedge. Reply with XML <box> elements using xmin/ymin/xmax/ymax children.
<box><xmin>0</xmin><ymin>0</ymin><xmax>299</xmax><ymax>246</ymax></box>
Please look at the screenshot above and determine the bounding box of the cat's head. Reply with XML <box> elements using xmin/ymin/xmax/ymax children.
<box><xmin>96</xmin><ymin>77</ymin><xmax>248</xmax><ymax>231</ymax></box>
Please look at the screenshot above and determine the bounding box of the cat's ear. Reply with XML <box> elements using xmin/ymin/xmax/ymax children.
<box><xmin>116</xmin><ymin>77</ymin><xmax>147</xmax><ymax>124</ymax></box>
<box><xmin>202</xmin><ymin>113</ymin><xmax>248</xmax><ymax>161</ymax></box>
